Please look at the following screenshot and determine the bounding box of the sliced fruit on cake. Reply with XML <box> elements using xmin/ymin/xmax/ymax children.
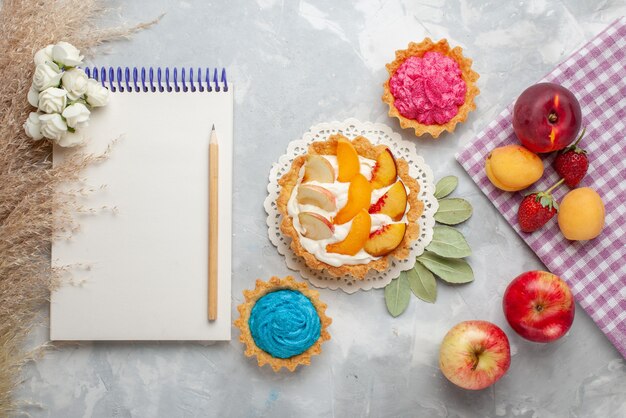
<box><xmin>298</xmin><ymin>212</ymin><xmax>334</xmax><ymax>240</ymax></box>
<box><xmin>370</xmin><ymin>148</ymin><xmax>397</xmax><ymax>189</ymax></box>
<box><xmin>334</xmin><ymin>173</ymin><xmax>372</xmax><ymax>225</ymax></box>
<box><xmin>302</xmin><ymin>155</ymin><xmax>335</xmax><ymax>183</ymax></box>
<box><xmin>326</xmin><ymin>209</ymin><xmax>371</xmax><ymax>255</ymax></box>
<box><xmin>297</xmin><ymin>184</ymin><xmax>337</xmax><ymax>211</ymax></box>
<box><xmin>368</xmin><ymin>180</ymin><xmax>407</xmax><ymax>221</ymax></box>
<box><xmin>364</xmin><ymin>223</ymin><xmax>407</xmax><ymax>256</ymax></box>
<box><xmin>337</xmin><ymin>137</ymin><xmax>360</xmax><ymax>182</ymax></box>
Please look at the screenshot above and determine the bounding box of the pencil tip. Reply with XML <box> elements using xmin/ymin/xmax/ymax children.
<box><xmin>211</xmin><ymin>124</ymin><xmax>215</xmax><ymax>131</ymax></box>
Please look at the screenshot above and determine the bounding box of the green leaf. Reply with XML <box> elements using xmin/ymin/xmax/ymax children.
<box><xmin>434</xmin><ymin>198</ymin><xmax>473</xmax><ymax>225</ymax></box>
<box><xmin>385</xmin><ymin>273</ymin><xmax>411</xmax><ymax>317</ymax></box>
<box><xmin>434</xmin><ymin>176</ymin><xmax>458</xmax><ymax>199</ymax></box>
<box><xmin>426</xmin><ymin>226</ymin><xmax>472</xmax><ymax>258</ymax></box>
<box><xmin>407</xmin><ymin>263</ymin><xmax>437</xmax><ymax>303</ymax></box>
<box><xmin>416</xmin><ymin>251</ymin><xmax>474</xmax><ymax>284</ymax></box>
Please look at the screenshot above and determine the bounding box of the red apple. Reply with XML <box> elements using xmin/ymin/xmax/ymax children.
<box><xmin>439</xmin><ymin>320</ymin><xmax>511</xmax><ymax>390</ymax></box>
<box><xmin>503</xmin><ymin>270</ymin><xmax>575</xmax><ymax>343</ymax></box>
<box><xmin>512</xmin><ymin>83</ymin><xmax>582</xmax><ymax>153</ymax></box>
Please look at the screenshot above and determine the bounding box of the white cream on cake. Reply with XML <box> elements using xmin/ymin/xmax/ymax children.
<box><xmin>287</xmin><ymin>155</ymin><xmax>409</xmax><ymax>267</ymax></box>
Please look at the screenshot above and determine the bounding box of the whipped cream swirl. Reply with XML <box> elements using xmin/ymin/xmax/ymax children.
<box><xmin>249</xmin><ymin>290</ymin><xmax>321</xmax><ymax>359</ymax></box>
<box><xmin>390</xmin><ymin>51</ymin><xmax>466</xmax><ymax>125</ymax></box>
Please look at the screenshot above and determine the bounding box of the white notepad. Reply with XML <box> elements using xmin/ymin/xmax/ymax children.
<box><xmin>51</xmin><ymin>69</ymin><xmax>233</xmax><ymax>340</ymax></box>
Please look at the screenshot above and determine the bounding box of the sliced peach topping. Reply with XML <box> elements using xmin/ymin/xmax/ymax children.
<box><xmin>334</xmin><ymin>173</ymin><xmax>372</xmax><ymax>225</ymax></box>
<box><xmin>370</xmin><ymin>148</ymin><xmax>397</xmax><ymax>189</ymax></box>
<box><xmin>297</xmin><ymin>184</ymin><xmax>337</xmax><ymax>211</ymax></box>
<box><xmin>368</xmin><ymin>181</ymin><xmax>407</xmax><ymax>221</ymax></box>
<box><xmin>303</xmin><ymin>155</ymin><xmax>335</xmax><ymax>183</ymax></box>
<box><xmin>364</xmin><ymin>223</ymin><xmax>407</xmax><ymax>256</ymax></box>
<box><xmin>337</xmin><ymin>137</ymin><xmax>360</xmax><ymax>182</ymax></box>
<box><xmin>326</xmin><ymin>209</ymin><xmax>371</xmax><ymax>255</ymax></box>
<box><xmin>298</xmin><ymin>212</ymin><xmax>334</xmax><ymax>240</ymax></box>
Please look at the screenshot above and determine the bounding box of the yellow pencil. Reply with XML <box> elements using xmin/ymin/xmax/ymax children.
<box><xmin>208</xmin><ymin>124</ymin><xmax>219</xmax><ymax>321</ymax></box>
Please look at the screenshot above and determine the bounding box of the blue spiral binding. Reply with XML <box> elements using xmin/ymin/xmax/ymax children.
<box><xmin>84</xmin><ymin>67</ymin><xmax>229</xmax><ymax>93</ymax></box>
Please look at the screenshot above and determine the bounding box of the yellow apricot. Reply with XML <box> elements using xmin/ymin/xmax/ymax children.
<box><xmin>485</xmin><ymin>159</ymin><xmax>520</xmax><ymax>192</ymax></box>
<box><xmin>558</xmin><ymin>188</ymin><xmax>605</xmax><ymax>240</ymax></box>
<box><xmin>485</xmin><ymin>145</ymin><xmax>544</xmax><ymax>192</ymax></box>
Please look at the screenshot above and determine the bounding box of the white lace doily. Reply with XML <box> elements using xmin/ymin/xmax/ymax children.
<box><xmin>264</xmin><ymin>119</ymin><xmax>438</xmax><ymax>293</ymax></box>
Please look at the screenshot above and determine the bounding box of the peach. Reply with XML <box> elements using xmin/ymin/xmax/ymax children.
<box><xmin>370</xmin><ymin>148</ymin><xmax>397</xmax><ymax>189</ymax></box>
<box><xmin>298</xmin><ymin>212</ymin><xmax>334</xmax><ymax>240</ymax></box>
<box><xmin>485</xmin><ymin>145</ymin><xmax>544</xmax><ymax>192</ymax></box>
<box><xmin>558</xmin><ymin>187</ymin><xmax>605</xmax><ymax>240</ymax></box>
<box><xmin>334</xmin><ymin>173</ymin><xmax>372</xmax><ymax>225</ymax></box>
<box><xmin>369</xmin><ymin>181</ymin><xmax>407</xmax><ymax>221</ymax></box>
<box><xmin>337</xmin><ymin>137</ymin><xmax>360</xmax><ymax>182</ymax></box>
<box><xmin>326</xmin><ymin>209</ymin><xmax>371</xmax><ymax>255</ymax></box>
<box><xmin>297</xmin><ymin>184</ymin><xmax>336</xmax><ymax>211</ymax></box>
<box><xmin>303</xmin><ymin>155</ymin><xmax>335</xmax><ymax>183</ymax></box>
<box><xmin>364</xmin><ymin>223</ymin><xmax>407</xmax><ymax>256</ymax></box>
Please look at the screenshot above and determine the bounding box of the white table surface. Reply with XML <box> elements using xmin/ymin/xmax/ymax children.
<box><xmin>18</xmin><ymin>0</ymin><xmax>626</xmax><ymax>416</ymax></box>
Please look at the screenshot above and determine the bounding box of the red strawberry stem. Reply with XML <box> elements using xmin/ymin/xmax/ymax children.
<box><xmin>570</xmin><ymin>127</ymin><xmax>586</xmax><ymax>148</ymax></box>
<box><xmin>528</xmin><ymin>178</ymin><xmax>564</xmax><ymax>196</ymax></box>
<box><xmin>545</xmin><ymin>178</ymin><xmax>565</xmax><ymax>194</ymax></box>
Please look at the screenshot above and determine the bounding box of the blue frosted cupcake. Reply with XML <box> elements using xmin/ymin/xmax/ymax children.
<box><xmin>235</xmin><ymin>276</ymin><xmax>332</xmax><ymax>372</ymax></box>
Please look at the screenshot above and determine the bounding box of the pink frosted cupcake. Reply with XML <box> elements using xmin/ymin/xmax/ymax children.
<box><xmin>382</xmin><ymin>38</ymin><xmax>479</xmax><ymax>139</ymax></box>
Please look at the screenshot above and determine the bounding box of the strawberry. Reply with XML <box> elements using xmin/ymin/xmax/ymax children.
<box><xmin>554</xmin><ymin>128</ymin><xmax>588</xmax><ymax>187</ymax></box>
<box><xmin>518</xmin><ymin>179</ymin><xmax>564</xmax><ymax>233</ymax></box>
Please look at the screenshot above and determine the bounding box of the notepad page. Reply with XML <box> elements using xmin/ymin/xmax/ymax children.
<box><xmin>51</xmin><ymin>89</ymin><xmax>233</xmax><ymax>340</ymax></box>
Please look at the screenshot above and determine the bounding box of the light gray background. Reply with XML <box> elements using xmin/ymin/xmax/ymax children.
<box><xmin>18</xmin><ymin>1</ymin><xmax>626</xmax><ymax>417</ymax></box>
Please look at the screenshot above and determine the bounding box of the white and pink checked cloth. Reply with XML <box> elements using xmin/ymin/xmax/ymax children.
<box><xmin>457</xmin><ymin>17</ymin><xmax>626</xmax><ymax>357</ymax></box>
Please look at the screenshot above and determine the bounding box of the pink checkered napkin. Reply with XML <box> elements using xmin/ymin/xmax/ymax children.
<box><xmin>456</xmin><ymin>17</ymin><xmax>626</xmax><ymax>357</ymax></box>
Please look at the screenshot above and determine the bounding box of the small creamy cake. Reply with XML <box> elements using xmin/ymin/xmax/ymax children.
<box><xmin>277</xmin><ymin>134</ymin><xmax>423</xmax><ymax>279</ymax></box>
<box><xmin>382</xmin><ymin>38</ymin><xmax>480</xmax><ymax>138</ymax></box>
<box><xmin>234</xmin><ymin>276</ymin><xmax>332</xmax><ymax>372</ymax></box>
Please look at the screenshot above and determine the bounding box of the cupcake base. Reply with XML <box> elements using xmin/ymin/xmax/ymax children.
<box><xmin>382</xmin><ymin>38</ymin><xmax>480</xmax><ymax>139</ymax></box>
<box><xmin>234</xmin><ymin>276</ymin><xmax>332</xmax><ymax>372</ymax></box>
<box><xmin>264</xmin><ymin>118</ymin><xmax>439</xmax><ymax>293</ymax></box>
<box><xmin>276</xmin><ymin>134</ymin><xmax>423</xmax><ymax>280</ymax></box>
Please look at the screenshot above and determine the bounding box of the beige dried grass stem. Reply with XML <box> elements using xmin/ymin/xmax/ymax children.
<box><xmin>0</xmin><ymin>1</ymin><xmax>156</xmax><ymax>414</ymax></box>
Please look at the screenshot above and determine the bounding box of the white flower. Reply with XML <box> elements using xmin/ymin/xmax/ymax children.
<box><xmin>52</xmin><ymin>41</ymin><xmax>83</xmax><ymax>67</ymax></box>
<box><xmin>62</xmin><ymin>103</ymin><xmax>90</xmax><ymax>129</ymax></box>
<box><xmin>38</xmin><ymin>87</ymin><xmax>67</xmax><ymax>114</ymax></box>
<box><xmin>39</xmin><ymin>113</ymin><xmax>67</xmax><ymax>141</ymax></box>
<box><xmin>61</xmin><ymin>68</ymin><xmax>88</xmax><ymax>100</ymax></box>
<box><xmin>32</xmin><ymin>62</ymin><xmax>62</xmax><ymax>90</ymax></box>
<box><xmin>23</xmin><ymin>112</ymin><xmax>44</xmax><ymax>140</ymax></box>
<box><xmin>34</xmin><ymin>44</ymin><xmax>54</xmax><ymax>66</ymax></box>
<box><xmin>56</xmin><ymin>130</ymin><xmax>86</xmax><ymax>148</ymax></box>
<box><xmin>27</xmin><ymin>84</ymin><xmax>40</xmax><ymax>107</ymax></box>
<box><xmin>85</xmin><ymin>79</ymin><xmax>110</xmax><ymax>107</ymax></box>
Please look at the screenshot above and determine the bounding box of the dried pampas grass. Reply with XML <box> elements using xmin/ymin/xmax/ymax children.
<box><xmin>0</xmin><ymin>0</ymin><xmax>156</xmax><ymax>414</ymax></box>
